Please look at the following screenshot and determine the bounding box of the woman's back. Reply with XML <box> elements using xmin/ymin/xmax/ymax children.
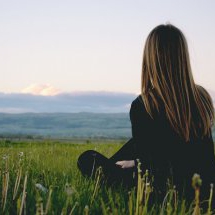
<box><xmin>130</xmin><ymin>88</ymin><xmax>215</xmax><ymax>197</ymax></box>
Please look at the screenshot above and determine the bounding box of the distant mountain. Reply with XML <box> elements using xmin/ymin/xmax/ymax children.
<box><xmin>0</xmin><ymin>91</ymin><xmax>137</xmax><ymax>113</ymax></box>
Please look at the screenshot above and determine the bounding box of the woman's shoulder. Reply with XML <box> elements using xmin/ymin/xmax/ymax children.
<box><xmin>131</xmin><ymin>93</ymin><xmax>163</xmax><ymax>115</ymax></box>
<box><xmin>196</xmin><ymin>85</ymin><xmax>213</xmax><ymax>101</ymax></box>
<box><xmin>196</xmin><ymin>85</ymin><xmax>214</xmax><ymax>125</ymax></box>
<box><xmin>195</xmin><ymin>84</ymin><xmax>214</xmax><ymax>112</ymax></box>
<box><xmin>130</xmin><ymin>94</ymin><xmax>146</xmax><ymax>113</ymax></box>
<box><xmin>131</xmin><ymin>94</ymin><xmax>144</xmax><ymax>106</ymax></box>
<box><xmin>130</xmin><ymin>94</ymin><xmax>154</xmax><ymax>122</ymax></box>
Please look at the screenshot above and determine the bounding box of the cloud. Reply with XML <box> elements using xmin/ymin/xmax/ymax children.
<box><xmin>21</xmin><ymin>83</ymin><xmax>61</xmax><ymax>96</ymax></box>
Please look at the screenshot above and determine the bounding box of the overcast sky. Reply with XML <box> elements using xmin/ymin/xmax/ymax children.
<box><xmin>0</xmin><ymin>0</ymin><xmax>215</xmax><ymax>95</ymax></box>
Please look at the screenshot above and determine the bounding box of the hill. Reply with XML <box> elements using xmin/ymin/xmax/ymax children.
<box><xmin>0</xmin><ymin>112</ymin><xmax>131</xmax><ymax>139</ymax></box>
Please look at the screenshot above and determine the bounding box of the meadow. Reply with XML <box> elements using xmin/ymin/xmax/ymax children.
<box><xmin>0</xmin><ymin>139</ymin><xmax>214</xmax><ymax>214</ymax></box>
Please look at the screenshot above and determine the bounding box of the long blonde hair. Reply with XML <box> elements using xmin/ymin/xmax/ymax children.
<box><xmin>141</xmin><ymin>24</ymin><xmax>214</xmax><ymax>142</ymax></box>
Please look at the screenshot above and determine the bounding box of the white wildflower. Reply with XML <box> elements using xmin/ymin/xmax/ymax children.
<box><xmin>19</xmin><ymin>152</ymin><xmax>24</xmax><ymax>157</ymax></box>
<box><xmin>35</xmin><ymin>183</ymin><xmax>48</xmax><ymax>193</ymax></box>
<box><xmin>2</xmin><ymin>155</ymin><xmax>8</xmax><ymax>160</ymax></box>
<box><xmin>65</xmin><ymin>183</ymin><xmax>75</xmax><ymax>196</ymax></box>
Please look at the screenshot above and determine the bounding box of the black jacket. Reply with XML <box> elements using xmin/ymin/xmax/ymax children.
<box><xmin>130</xmin><ymin>94</ymin><xmax>215</xmax><ymax>195</ymax></box>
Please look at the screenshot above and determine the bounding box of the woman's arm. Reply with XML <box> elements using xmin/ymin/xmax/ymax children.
<box><xmin>110</xmin><ymin>97</ymin><xmax>153</xmax><ymax>169</ymax></box>
<box><xmin>129</xmin><ymin>98</ymin><xmax>153</xmax><ymax>169</ymax></box>
<box><xmin>109</xmin><ymin>99</ymin><xmax>142</xmax><ymax>168</ymax></box>
<box><xmin>109</xmin><ymin>137</ymin><xmax>136</xmax><ymax>163</ymax></box>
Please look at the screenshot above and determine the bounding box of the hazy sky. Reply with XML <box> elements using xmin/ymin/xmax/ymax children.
<box><xmin>0</xmin><ymin>0</ymin><xmax>215</xmax><ymax>95</ymax></box>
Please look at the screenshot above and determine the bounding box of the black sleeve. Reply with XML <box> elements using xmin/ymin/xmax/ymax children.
<box><xmin>108</xmin><ymin>101</ymin><xmax>140</xmax><ymax>163</ymax></box>
<box><xmin>129</xmin><ymin>98</ymin><xmax>153</xmax><ymax>169</ymax></box>
<box><xmin>108</xmin><ymin>137</ymin><xmax>136</xmax><ymax>162</ymax></box>
<box><xmin>109</xmin><ymin>98</ymin><xmax>149</xmax><ymax>164</ymax></box>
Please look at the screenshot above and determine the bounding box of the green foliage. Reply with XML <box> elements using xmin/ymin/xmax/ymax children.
<box><xmin>0</xmin><ymin>140</ymin><xmax>214</xmax><ymax>214</ymax></box>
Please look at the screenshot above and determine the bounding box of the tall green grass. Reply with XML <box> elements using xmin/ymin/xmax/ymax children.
<box><xmin>0</xmin><ymin>140</ymin><xmax>214</xmax><ymax>214</ymax></box>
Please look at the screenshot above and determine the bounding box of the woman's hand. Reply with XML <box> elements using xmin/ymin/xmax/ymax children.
<box><xmin>115</xmin><ymin>160</ymin><xmax>135</xmax><ymax>169</ymax></box>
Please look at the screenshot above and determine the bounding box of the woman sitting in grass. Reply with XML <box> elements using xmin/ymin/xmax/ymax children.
<box><xmin>77</xmin><ymin>24</ymin><xmax>215</xmax><ymax>205</ymax></box>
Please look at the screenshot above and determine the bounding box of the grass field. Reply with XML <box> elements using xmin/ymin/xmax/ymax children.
<box><xmin>0</xmin><ymin>139</ymin><xmax>214</xmax><ymax>214</ymax></box>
